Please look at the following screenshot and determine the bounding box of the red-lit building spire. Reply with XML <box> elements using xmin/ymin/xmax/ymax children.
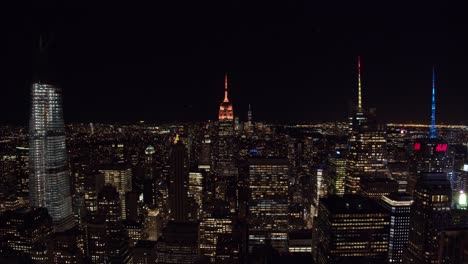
<box><xmin>219</xmin><ymin>73</ymin><xmax>234</xmax><ymax>121</ymax></box>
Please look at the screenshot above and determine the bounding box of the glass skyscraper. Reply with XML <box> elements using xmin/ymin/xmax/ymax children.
<box><xmin>29</xmin><ymin>82</ymin><xmax>74</xmax><ymax>232</ymax></box>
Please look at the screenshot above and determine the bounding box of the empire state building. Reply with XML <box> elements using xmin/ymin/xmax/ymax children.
<box><xmin>215</xmin><ymin>74</ymin><xmax>237</xmax><ymax>205</ymax></box>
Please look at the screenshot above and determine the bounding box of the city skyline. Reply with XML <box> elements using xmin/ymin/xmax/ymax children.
<box><xmin>2</xmin><ymin>3</ymin><xmax>468</xmax><ymax>124</ymax></box>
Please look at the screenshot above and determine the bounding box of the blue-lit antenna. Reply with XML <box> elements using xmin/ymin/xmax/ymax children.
<box><xmin>430</xmin><ymin>65</ymin><xmax>437</xmax><ymax>138</ymax></box>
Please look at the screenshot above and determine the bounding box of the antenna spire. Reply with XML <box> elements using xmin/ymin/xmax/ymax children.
<box><xmin>357</xmin><ymin>56</ymin><xmax>363</xmax><ymax>113</ymax></box>
<box><xmin>430</xmin><ymin>65</ymin><xmax>437</xmax><ymax>138</ymax></box>
<box><xmin>223</xmin><ymin>73</ymin><xmax>229</xmax><ymax>102</ymax></box>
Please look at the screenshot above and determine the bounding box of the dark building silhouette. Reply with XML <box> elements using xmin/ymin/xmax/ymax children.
<box><xmin>84</xmin><ymin>185</ymin><xmax>131</xmax><ymax>264</ymax></box>
<box><xmin>359</xmin><ymin>178</ymin><xmax>399</xmax><ymax>200</ymax></box>
<box><xmin>156</xmin><ymin>221</ymin><xmax>199</xmax><ymax>264</ymax></box>
<box><xmin>437</xmin><ymin>227</ymin><xmax>468</xmax><ymax>264</ymax></box>
<box><xmin>168</xmin><ymin>136</ymin><xmax>189</xmax><ymax>222</ymax></box>
<box><xmin>403</xmin><ymin>173</ymin><xmax>452</xmax><ymax>264</ymax></box>
<box><xmin>0</xmin><ymin>207</ymin><xmax>53</xmax><ymax>261</ymax></box>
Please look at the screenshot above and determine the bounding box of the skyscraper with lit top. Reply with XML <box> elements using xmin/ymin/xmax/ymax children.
<box><xmin>403</xmin><ymin>67</ymin><xmax>452</xmax><ymax>264</ymax></box>
<box><xmin>29</xmin><ymin>36</ymin><xmax>74</xmax><ymax>232</ymax></box>
<box><xmin>345</xmin><ymin>56</ymin><xmax>387</xmax><ymax>194</ymax></box>
<box><xmin>216</xmin><ymin>74</ymin><xmax>238</xmax><ymax>206</ymax></box>
<box><xmin>407</xmin><ymin>67</ymin><xmax>449</xmax><ymax>194</ymax></box>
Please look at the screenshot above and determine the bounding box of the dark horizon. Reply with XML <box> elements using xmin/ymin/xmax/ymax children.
<box><xmin>2</xmin><ymin>2</ymin><xmax>467</xmax><ymax>125</ymax></box>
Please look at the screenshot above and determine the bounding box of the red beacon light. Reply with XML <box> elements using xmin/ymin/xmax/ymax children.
<box><xmin>414</xmin><ymin>143</ymin><xmax>421</xmax><ymax>151</ymax></box>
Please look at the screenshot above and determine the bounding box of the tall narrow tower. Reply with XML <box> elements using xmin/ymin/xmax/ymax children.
<box><xmin>357</xmin><ymin>55</ymin><xmax>363</xmax><ymax>113</ymax></box>
<box><xmin>168</xmin><ymin>136</ymin><xmax>189</xmax><ymax>222</ymax></box>
<box><xmin>29</xmin><ymin>36</ymin><xmax>74</xmax><ymax>232</ymax></box>
<box><xmin>430</xmin><ymin>65</ymin><xmax>437</xmax><ymax>138</ymax></box>
<box><xmin>218</xmin><ymin>74</ymin><xmax>234</xmax><ymax>121</ymax></box>
<box><xmin>345</xmin><ymin>56</ymin><xmax>387</xmax><ymax>194</ymax></box>
<box><xmin>247</xmin><ymin>104</ymin><xmax>252</xmax><ymax>124</ymax></box>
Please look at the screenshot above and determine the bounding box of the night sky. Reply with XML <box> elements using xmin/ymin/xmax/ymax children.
<box><xmin>2</xmin><ymin>2</ymin><xmax>467</xmax><ymax>124</ymax></box>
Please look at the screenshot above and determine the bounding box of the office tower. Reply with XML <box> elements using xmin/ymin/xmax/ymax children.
<box><xmin>98</xmin><ymin>163</ymin><xmax>132</xmax><ymax>219</ymax></box>
<box><xmin>132</xmin><ymin>240</ymin><xmax>157</xmax><ymax>264</ymax></box>
<box><xmin>145</xmin><ymin>207</ymin><xmax>162</xmax><ymax>241</ymax></box>
<box><xmin>87</xmin><ymin>185</ymin><xmax>131</xmax><ymax>264</ymax></box>
<box><xmin>49</xmin><ymin>228</ymin><xmax>83</xmax><ymax>264</ymax></box>
<box><xmin>199</xmin><ymin>201</ymin><xmax>233</xmax><ymax>261</ymax></box>
<box><xmin>29</xmin><ymin>39</ymin><xmax>74</xmax><ymax>231</ymax></box>
<box><xmin>188</xmin><ymin>172</ymin><xmax>203</xmax><ymax>219</ymax></box>
<box><xmin>248</xmin><ymin>158</ymin><xmax>290</xmax><ymax>252</ymax></box>
<box><xmin>214</xmin><ymin>233</ymin><xmax>242</xmax><ymax>264</ymax></box>
<box><xmin>0</xmin><ymin>207</ymin><xmax>53</xmax><ymax>259</ymax></box>
<box><xmin>168</xmin><ymin>136</ymin><xmax>189</xmax><ymax>222</ymax></box>
<box><xmin>125</xmin><ymin>190</ymin><xmax>143</xmax><ymax>223</ymax></box>
<box><xmin>311</xmin><ymin>167</ymin><xmax>327</xmax><ymax>218</ymax></box>
<box><xmin>408</xmin><ymin>67</ymin><xmax>449</xmax><ymax>194</ymax></box>
<box><xmin>83</xmin><ymin>172</ymin><xmax>105</xmax><ymax>215</ymax></box>
<box><xmin>124</xmin><ymin>221</ymin><xmax>144</xmax><ymax>247</ymax></box>
<box><xmin>381</xmin><ymin>193</ymin><xmax>413</xmax><ymax>263</ymax></box>
<box><xmin>143</xmin><ymin>145</ymin><xmax>157</xmax><ymax>206</ymax></box>
<box><xmin>359</xmin><ymin>178</ymin><xmax>399</xmax><ymax>200</ymax></box>
<box><xmin>346</xmin><ymin>57</ymin><xmax>387</xmax><ymax>194</ymax></box>
<box><xmin>216</xmin><ymin>74</ymin><xmax>238</xmax><ymax>205</ymax></box>
<box><xmin>328</xmin><ymin>150</ymin><xmax>347</xmax><ymax>196</ymax></box>
<box><xmin>16</xmin><ymin>146</ymin><xmax>30</xmax><ymax>207</ymax></box>
<box><xmin>437</xmin><ymin>227</ymin><xmax>468</xmax><ymax>264</ymax></box>
<box><xmin>403</xmin><ymin>173</ymin><xmax>452</xmax><ymax>264</ymax></box>
<box><xmin>316</xmin><ymin>195</ymin><xmax>390</xmax><ymax>264</ymax></box>
<box><xmin>198</xmin><ymin>134</ymin><xmax>212</xmax><ymax>171</ymax></box>
<box><xmin>288</xmin><ymin>230</ymin><xmax>312</xmax><ymax>254</ymax></box>
<box><xmin>156</xmin><ymin>221</ymin><xmax>199</xmax><ymax>264</ymax></box>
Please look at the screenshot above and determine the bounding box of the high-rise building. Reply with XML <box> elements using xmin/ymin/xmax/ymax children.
<box><xmin>86</xmin><ymin>185</ymin><xmax>132</xmax><ymax>264</ymax></box>
<box><xmin>29</xmin><ymin>38</ymin><xmax>74</xmax><ymax>232</ymax></box>
<box><xmin>381</xmin><ymin>193</ymin><xmax>413</xmax><ymax>263</ymax></box>
<box><xmin>328</xmin><ymin>150</ymin><xmax>346</xmax><ymax>196</ymax></box>
<box><xmin>216</xmin><ymin>74</ymin><xmax>238</xmax><ymax>205</ymax></box>
<box><xmin>407</xmin><ymin>67</ymin><xmax>450</xmax><ymax>195</ymax></box>
<box><xmin>345</xmin><ymin>57</ymin><xmax>387</xmax><ymax>194</ymax></box>
<box><xmin>316</xmin><ymin>195</ymin><xmax>390</xmax><ymax>264</ymax></box>
<box><xmin>437</xmin><ymin>227</ymin><xmax>468</xmax><ymax>264</ymax></box>
<box><xmin>248</xmin><ymin>158</ymin><xmax>290</xmax><ymax>252</ymax></box>
<box><xmin>403</xmin><ymin>68</ymin><xmax>452</xmax><ymax>264</ymax></box>
<box><xmin>188</xmin><ymin>172</ymin><xmax>203</xmax><ymax>220</ymax></box>
<box><xmin>0</xmin><ymin>207</ymin><xmax>53</xmax><ymax>259</ymax></box>
<box><xmin>49</xmin><ymin>228</ymin><xmax>83</xmax><ymax>264</ymax></box>
<box><xmin>359</xmin><ymin>178</ymin><xmax>399</xmax><ymax>200</ymax></box>
<box><xmin>199</xmin><ymin>201</ymin><xmax>233</xmax><ymax>261</ymax></box>
<box><xmin>156</xmin><ymin>221</ymin><xmax>199</xmax><ymax>264</ymax></box>
<box><xmin>403</xmin><ymin>173</ymin><xmax>452</xmax><ymax>264</ymax></box>
<box><xmin>132</xmin><ymin>240</ymin><xmax>157</xmax><ymax>264</ymax></box>
<box><xmin>98</xmin><ymin>164</ymin><xmax>132</xmax><ymax>220</ymax></box>
<box><xmin>168</xmin><ymin>136</ymin><xmax>189</xmax><ymax>222</ymax></box>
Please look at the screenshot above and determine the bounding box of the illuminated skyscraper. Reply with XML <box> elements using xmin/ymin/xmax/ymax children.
<box><xmin>381</xmin><ymin>193</ymin><xmax>412</xmax><ymax>263</ymax></box>
<box><xmin>29</xmin><ymin>37</ymin><xmax>74</xmax><ymax>232</ymax></box>
<box><xmin>345</xmin><ymin>56</ymin><xmax>387</xmax><ymax>194</ymax></box>
<box><xmin>216</xmin><ymin>74</ymin><xmax>238</xmax><ymax>206</ymax></box>
<box><xmin>407</xmin><ymin>67</ymin><xmax>450</xmax><ymax>195</ymax></box>
<box><xmin>248</xmin><ymin>158</ymin><xmax>290</xmax><ymax>252</ymax></box>
<box><xmin>199</xmin><ymin>201</ymin><xmax>233</xmax><ymax>261</ymax></box>
<box><xmin>328</xmin><ymin>150</ymin><xmax>346</xmax><ymax>196</ymax></box>
<box><xmin>316</xmin><ymin>195</ymin><xmax>389</xmax><ymax>264</ymax></box>
<box><xmin>98</xmin><ymin>164</ymin><xmax>132</xmax><ymax>220</ymax></box>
